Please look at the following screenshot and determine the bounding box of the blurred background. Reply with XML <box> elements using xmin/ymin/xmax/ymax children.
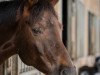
<box><xmin>0</xmin><ymin>0</ymin><xmax>100</xmax><ymax>75</ymax></box>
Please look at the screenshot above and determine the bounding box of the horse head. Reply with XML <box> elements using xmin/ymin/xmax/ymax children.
<box><xmin>14</xmin><ymin>0</ymin><xmax>76</xmax><ymax>75</ymax></box>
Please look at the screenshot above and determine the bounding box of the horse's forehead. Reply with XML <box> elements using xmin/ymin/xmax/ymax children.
<box><xmin>31</xmin><ymin>11</ymin><xmax>57</xmax><ymax>26</ymax></box>
<box><xmin>42</xmin><ymin>12</ymin><xmax>60</xmax><ymax>28</ymax></box>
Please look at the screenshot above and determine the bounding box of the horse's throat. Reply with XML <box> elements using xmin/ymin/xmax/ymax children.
<box><xmin>0</xmin><ymin>36</ymin><xmax>16</xmax><ymax>64</ymax></box>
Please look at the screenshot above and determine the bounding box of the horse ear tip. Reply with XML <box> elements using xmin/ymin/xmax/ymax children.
<box><xmin>29</xmin><ymin>0</ymin><xmax>38</xmax><ymax>5</ymax></box>
<box><xmin>51</xmin><ymin>0</ymin><xmax>59</xmax><ymax>6</ymax></box>
<box><xmin>35</xmin><ymin>0</ymin><xmax>38</xmax><ymax>4</ymax></box>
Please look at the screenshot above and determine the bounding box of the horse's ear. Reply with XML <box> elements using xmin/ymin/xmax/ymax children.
<box><xmin>49</xmin><ymin>0</ymin><xmax>59</xmax><ymax>6</ymax></box>
<box><xmin>27</xmin><ymin>0</ymin><xmax>38</xmax><ymax>7</ymax></box>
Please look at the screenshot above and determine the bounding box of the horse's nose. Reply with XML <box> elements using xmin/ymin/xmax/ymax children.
<box><xmin>60</xmin><ymin>67</ymin><xmax>77</xmax><ymax>75</ymax></box>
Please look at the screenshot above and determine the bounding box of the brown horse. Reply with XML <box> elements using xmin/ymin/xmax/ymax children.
<box><xmin>0</xmin><ymin>0</ymin><xmax>76</xmax><ymax>75</ymax></box>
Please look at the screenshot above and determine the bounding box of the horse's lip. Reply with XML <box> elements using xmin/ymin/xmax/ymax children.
<box><xmin>60</xmin><ymin>67</ymin><xmax>76</xmax><ymax>75</ymax></box>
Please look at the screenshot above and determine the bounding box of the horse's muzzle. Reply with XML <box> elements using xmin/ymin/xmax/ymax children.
<box><xmin>60</xmin><ymin>67</ymin><xmax>77</xmax><ymax>75</ymax></box>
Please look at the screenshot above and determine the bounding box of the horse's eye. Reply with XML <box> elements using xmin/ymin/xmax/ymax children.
<box><xmin>32</xmin><ymin>27</ymin><xmax>43</xmax><ymax>35</ymax></box>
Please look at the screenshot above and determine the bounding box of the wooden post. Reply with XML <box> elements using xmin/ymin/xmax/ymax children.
<box><xmin>0</xmin><ymin>64</ymin><xmax>4</xmax><ymax>75</ymax></box>
<box><xmin>11</xmin><ymin>55</ymin><xmax>18</xmax><ymax>75</ymax></box>
<box><xmin>67</xmin><ymin>0</ymin><xmax>73</xmax><ymax>55</ymax></box>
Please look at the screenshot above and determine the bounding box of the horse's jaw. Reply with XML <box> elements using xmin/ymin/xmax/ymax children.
<box><xmin>44</xmin><ymin>67</ymin><xmax>76</xmax><ymax>75</ymax></box>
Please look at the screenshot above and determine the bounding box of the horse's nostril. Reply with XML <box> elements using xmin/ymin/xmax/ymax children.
<box><xmin>60</xmin><ymin>67</ymin><xmax>76</xmax><ymax>75</ymax></box>
<box><xmin>60</xmin><ymin>69</ymin><xmax>67</xmax><ymax>75</ymax></box>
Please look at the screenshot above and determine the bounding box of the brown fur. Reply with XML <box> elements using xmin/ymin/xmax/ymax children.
<box><xmin>0</xmin><ymin>0</ymin><xmax>76</xmax><ymax>75</ymax></box>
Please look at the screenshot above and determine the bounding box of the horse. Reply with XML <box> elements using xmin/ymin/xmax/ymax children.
<box><xmin>0</xmin><ymin>0</ymin><xmax>76</xmax><ymax>75</ymax></box>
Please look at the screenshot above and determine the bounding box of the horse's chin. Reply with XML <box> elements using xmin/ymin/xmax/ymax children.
<box><xmin>46</xmin><ymin>67</ymin><xmax>76</xmax><ymax>75</ymax></box>
<box><xmin>60</xmin><ymin>67</ymin><xmax>76</xmax><ymax>75</ymax></box>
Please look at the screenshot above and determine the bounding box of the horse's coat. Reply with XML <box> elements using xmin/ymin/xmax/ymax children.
<box><xmin>0</xmin><ymin>0</ymin><xmax>76</xmax><ymax>75</ymax></box>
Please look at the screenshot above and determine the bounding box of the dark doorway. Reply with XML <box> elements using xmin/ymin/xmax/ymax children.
<box><xmin>62</xmin><ymin>0</ymin><xmax>68</xmax><ymax>47</ymax></box>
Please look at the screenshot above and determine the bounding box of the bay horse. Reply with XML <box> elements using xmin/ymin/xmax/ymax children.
<box><xmin>0</xmin><ymin>0</ymin><xmax>76</xmax><ymax>75</ymax></box>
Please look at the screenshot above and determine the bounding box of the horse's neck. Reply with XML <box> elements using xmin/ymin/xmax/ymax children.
<box><xmin>0</xmin><ymin>1</ymin><xmax>21</xmax><ymax>64</ymax></box>
<box><xmin>0</xmin><ymin>33</ymin><xmax>17</xmax><ymax>64</ymax></box>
